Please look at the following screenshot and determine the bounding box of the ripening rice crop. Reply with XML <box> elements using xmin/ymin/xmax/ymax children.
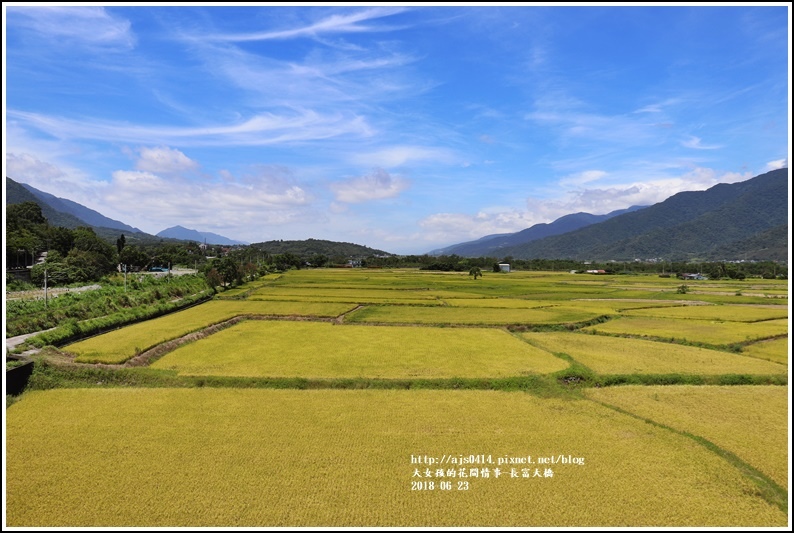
<box><xmin>150</xmin><ymin>321</ymin><xmax>569</xmax><ymax>377</ymax></box>
<box><xmin>582</xmin><ymin>316</ymin><xmax>788</xmax><ymax>345</ymax></box>
<box><xmin>585</xmin><ymin>385</ymin><xmax>789</xmax><ymax>487</ymax></box>
<box><xmin>423</xmin><ymin>290</ymin><xmax>492</xmax><ymax>299</ymax></box>
<box><xmin>622</xmin><ymin>305</ymin><xmax>788</xmax><ymax>322</ymax></box>
<box><xmin>522</xmin><ymin>332</ymin><xmax>786</xmax><ymax>375</ymax></box>
<box><xmin>65</xmin><ymin>300</ymin><xmax>356</xmax><ymax>364</ymax></box>
<box><xmin>344</xmin><ymin>305</ymin><xmax>604</xmax><ymax>325</ymax></box>
<box><xmin>570</xmin><ymin>300</ymin><xmax>688</xmax><ymax>311</ymax></box>
<box><xmin>247</xmin><ymin>293</ymin><xmax>443</xmax><ymax>306</ymax></box>
<box><xmin>6</xmin><ymin>389</ymin><xmax>786</xmax><ymax>527</ymax></box>
<box><xmin>216</xmin><ymin>280</ymin><xmax>270</xmax><ymax>298</ymax></box>
<box><xmin>740</xmin><ymin>337</ymin><xmax>790</xmax><ymax>365</ymax></box>
<box><xmin>443</xmin><ymin>299</ymin><xmax>557</xmax><ymax>309</ymax></box>
<box><xmin>248</xmin><ymin>287</ymin><xmax>440</xmax><ymax>302</ymax></box>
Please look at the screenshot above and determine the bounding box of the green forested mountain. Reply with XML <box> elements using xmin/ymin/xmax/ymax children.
<box><xmin>251</xmin><ymin>238</ymin><xmax>390</xmax><ymax>259</ymax></box>
<box><xmin>429</xmin><ymin>206</ymin><xmax>647</xmax><ymax>257</ymax></box>
<box><xmin>500</xmin><ymin>168</ymin><xmax>788</xmax><ymax>261</ymax></box>
<box><xmin>17</xmin><ymin>179</ymin><xmax>141</xmax><ymax>233</ymax></box>
<box><xmin>6</xmin><ymin>177</ymin><xmax>92</xmax><ymax>230</ymax></box>
<box><xmin>6</xmin><ymin>177</ymin><xmax>182</xmax><ymax>247</ymax></box>
<box><xmin>708</xmin><ymin>224</ymin><xmax>789</xmax><ymax>261</ymax></box>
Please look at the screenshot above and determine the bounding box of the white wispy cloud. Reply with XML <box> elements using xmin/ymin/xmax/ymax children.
<box><xmin>5</xmin><ymin>152</ymin><xmax>101</xmax><ymax>201</ymax></box>
<box><xmin>634</xmin><ymin>104</ymin><xmax>664</xmax><ymax>114</ymax></box>
<box><xmin>188</xmin><ymin>37</ymin><xmax>421</xmax><ymax>110</ymax></box>
<box><xmin>352</xmin><ymin>145</ymin><xmax>457</xmax><ymax>167</ymax></box>
<box><xmin>525</xmin><ymin>107</ymin><xmax>662</xmax><ymax>146</ymax></box>
<box><xmin>105</xmin><ymin>167</ymin><xmax>313</xmax><ymax>236</ymax></box>
<box><xmin>524</xmin><ymin>89</ymin><xmax>688</xmax><ymax>153</ymax></box>
<box><xmin>135</xmin><ymin>146</ymin><xmax>199</xmax><ymax>175</ymax></box>
<box><xmin>330</xmin><ymin>168</ymin><xmax>409</xmax><ymax>203</ymax></box>
<box><xmin>8</xmin><ymin>109</ymin><xmax>373</xmax><ymax>147</ymax></box>
<box><xmin>417</xmin><ymin>210</ymin><xmax>538</xmax><ymax>245</ymax></box>
<box><xmin>765</xmin><ymin>159</ymin><xmax>787</xmax><ymax>171</ymax></box>
<box><xmin>8</xmin><ymin>6</ymin><xmax>135</xmax><ymax>49</ymax></box>
<box><xmin>558</xmin><ymin>170</ymin><xmax>608</xmax><ymax>187</ymax></box>
<box><xmin>633</xmin><ymin>98</ymin><xmax>681</xmax><ymax>114</ymax></box>
<box><xmin>541</xmin><ymin>167</ymin><xmax>752</xmax><ymax>216</ymax></box>
<box><xmin>6</xmin><ymin>152</ymin><xmax>67</xmax><ymax>183</ymax></box>
<box><xmin>207</xmin><ymin>7</ymin><xmax>408</xmax><ymax>42</ymax></box>
<box><xmin>681</xmin><ymin>135</ymin><xmax>722</xmax><ymax>150</ymax></box>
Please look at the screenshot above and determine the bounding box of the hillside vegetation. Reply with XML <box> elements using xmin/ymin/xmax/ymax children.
<box><xmin>499</xmin><ymin>168</ymin><xmax>787</xmax><ymax>261</ymax></box>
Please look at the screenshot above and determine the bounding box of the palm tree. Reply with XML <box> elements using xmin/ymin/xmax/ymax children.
<box><xmin>468</xmin><ymin>266</ymin><xmax>482</xmax><ymax>280</ymax></box>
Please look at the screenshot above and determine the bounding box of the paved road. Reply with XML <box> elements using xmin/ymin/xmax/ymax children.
<box><xmin>6</xmin><ymin>329</ymin><xmax>55</xmax><ymax>356</ymax></box>
<box><xmin>6</xmin><ymin>284</ymin><xmax>102</xmax><ymax>301</ymax></box>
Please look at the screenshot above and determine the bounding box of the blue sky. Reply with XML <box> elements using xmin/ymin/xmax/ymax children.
<box><xmin>3</xmin><ymin>4</ymin><xmax>790</xmax><ymax>254</ymax></box>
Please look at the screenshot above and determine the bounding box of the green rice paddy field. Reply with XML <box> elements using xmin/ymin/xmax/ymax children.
<box><xmin>6</xmin><ymin>269</ymin><xmax>790</xmax><ymax>527</ymax></box>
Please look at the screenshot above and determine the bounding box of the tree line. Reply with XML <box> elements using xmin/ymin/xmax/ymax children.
<box><xmin>6</xmin><ymin>202</ymin><xmax>214</xmax><ymax>286</ymax></box>
<box><xmin>7</xmin><ymin>201</ymin><xmax>787</xmax><ymax>291</ymax></box>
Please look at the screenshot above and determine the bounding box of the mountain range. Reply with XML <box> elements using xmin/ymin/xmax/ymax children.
<box><xmin>6</xmin><ymin>177</ymin><xmax>244</xmax><ymax>246</ymax></box>
<box><xmin>6</xmin><ymin>168</ymin><xmax>790</xmax><ymax>262</ymax></box>
<box><xmin>430</xmin><ymin>206</ymin><xmax>648</xmax><ymax>257</ymax></box>
<box><xmin>431</xmin><ymin>168</ymin><xmax>789</xmax><ymax>262</ymax></box>
<box><xmin>157</xmin><ymin>225</ymin><xmax>247</xmax><ymax>246</ymax></box>
<box><xmin>17</xmin><ymin>181</ymin><xmax>142</xmax><ymax>234</ymax></box>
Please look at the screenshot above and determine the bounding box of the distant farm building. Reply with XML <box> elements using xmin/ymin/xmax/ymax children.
<box><xmin>498</xmin><ymin>263</ymin><xmax>511</xmax><ymax>273</ymax></box>
<box><xmin>681</xmin><ymin>273</ymin><xmax>707</xmax><ymax>280</ymax></box>
<box><xmin>586</xmin><ymin>269</ymin><xmax>607</xmax><ymax>274</ymax></box>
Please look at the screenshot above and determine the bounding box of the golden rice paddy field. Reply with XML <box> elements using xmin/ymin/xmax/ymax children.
<box><xmin>10</xmin><ymin>269</ymin><xmax>790</xmax><ymax>527</ymax></box>
<box><xmin>248</xmin><ymin>293</ymin><xmax>443</xmax><ymax>306</ymax></box>
<box><xmin>249</xmin><ymin>286</ymin><xmax>441</xmax><ymax>301</ymax></box>
<box><xmin>585</xmin><ymin>385</ymin><xmax>789</xmax><ymax>487</ymax></box>
<box><xmin>622</xmin><ymin>305</ymin><xmax>789</xmax><ymax>322</ymax></box>
<box><xmin>582</xmin><ymin>316</ymin><xmax>788</xmax><ymax>346</ymax></box>
<box><xmin>64</xmin><ymin>300</ymin><xmax>357</xmax><ymax>364</ymax></box>
<box><xmin>344</xmin><ymin>304</ymin><xmax>606</xmax><ymax>325</ymax></box>
<box><xmin>586</xmin><ymin>288</ymin><xmax>787</xmax><ymax>306</ymax></box>
<box><xmin>150</xmin><ymin>320</ymin><xmax>569</xmax><ymax>378</ymax></box>
<box><xmin>438</xmin><ymin>298</ymin><xmax>675</xmax><ymax>312</ymax></box>
<box><xmin>742</xmin><ymin>337</ymin><xmax>790</xmax><ymax>365</ymax></box>
<box><xmin>6</xmin><ymin>389</ymin><xmax>787</xmax><ymax>527</ymax></box>
<box><xmin>441</xmin><ymin>298</ymin><xmax>555</xmax><ymax>308</ymax></box>
<box><xmin>522</xmin><ymin>332</ymin><xmax>787</xmax><ymax>375</ymax></box>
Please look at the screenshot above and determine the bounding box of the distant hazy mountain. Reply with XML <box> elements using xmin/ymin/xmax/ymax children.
<box><xmin>430</xmin><ymin>206</ymin><xmax>648</xmax><ymax>257</ymax></box>
<box><xmin>18</xmin><ymin>180</ymin><xmax>141</xmax><ymax>233</ymax></box>
<box><xmin>499</xmin><ymin>168</ymin><xmax>788</xmax><ymax>261</ymax></box>
<box><xmin>157</xmin><ymin>225</ymin><xmax>248</xmax><ymax>246</ymax></box>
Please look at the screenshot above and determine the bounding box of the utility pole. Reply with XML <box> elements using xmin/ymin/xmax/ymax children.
<box><xmin>44</xmin><ymin>267</ymin><xmax>48</xmax><ymax>310</ymax></box>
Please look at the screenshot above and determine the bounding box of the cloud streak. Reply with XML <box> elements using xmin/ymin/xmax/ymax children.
<box><xmin>8</xmin><ymin>6</ymin><xmax>135</xmax><ymax>49</ymax></box>
<box><xmin>8</xmin><ymin>109</ymin><xmax>373</xmax><ymax>147</ymax></box>
<box><xmin>207</xmin><ymin>7</ymin><xmax>408</xmax><ymax>42</ymax></box>
<box><xmin>681</xmin><ymin>135</ymin><xmax>723</xmax><ymax>150</ymax></box>
<box><xmin>352</xmin><ymin>146</ymin><xmax>457</xmax><ymax>167</ymax></box>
